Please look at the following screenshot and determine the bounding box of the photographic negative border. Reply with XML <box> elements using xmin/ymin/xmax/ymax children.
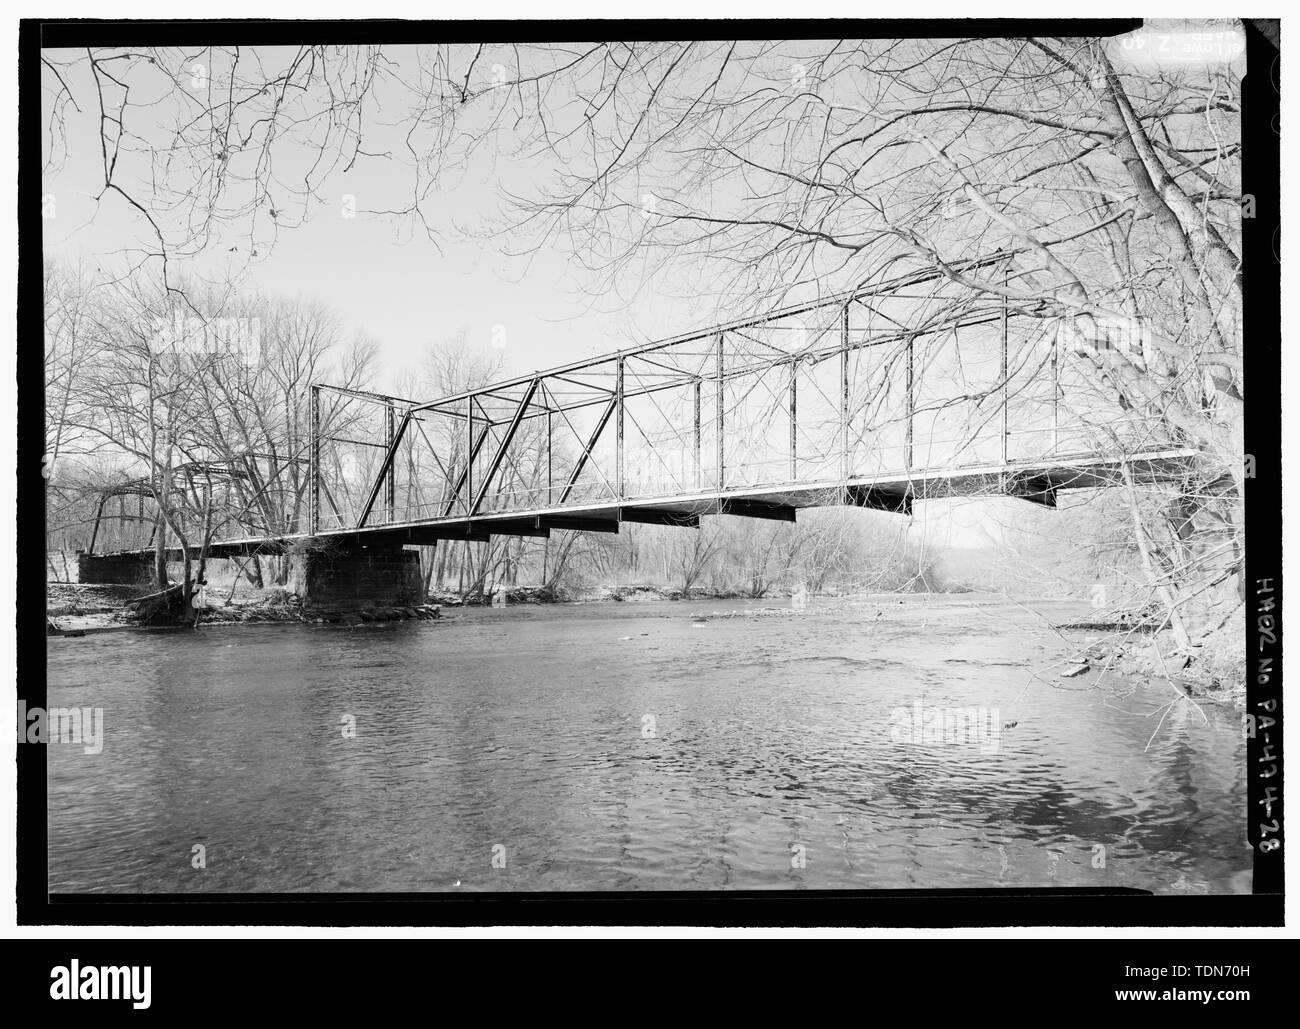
<box><xmin>18</xmin><ymin>15</ymin><xmax>1282</xmax><ymax>928</ymax></box>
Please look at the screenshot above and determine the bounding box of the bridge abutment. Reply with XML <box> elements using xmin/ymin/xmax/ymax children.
<box><xmin>289</xmin><ymin>543</ymin><xmax>425</xmax><ymax>613</ymax></box>
<box><xmin>76</xmin><ymin>551</ymin><xmax>154</xmax><ymax>586</ymax></box>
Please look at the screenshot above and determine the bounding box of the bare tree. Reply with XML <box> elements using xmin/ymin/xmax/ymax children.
<box><xmin>42</xmin><ymin>46</ymin><xmax>393</xmax><ymax>299</ymax></box>
<box><xmin>409</xmin><ymin>33</ymin><xmax>1242</xmax><ymax>646</ymax></box>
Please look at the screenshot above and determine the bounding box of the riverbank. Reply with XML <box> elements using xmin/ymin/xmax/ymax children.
<box><xmin>45</xmin><ymin>578</ymin><xmax>954</xmax><ymax>632</ymax></box>
<box><xmin>427</xmin><ymin>583</ymin><xmax>724</xmax><ymax>606</ymax></box>
<box><xmin>45</xmin><ymin>582</ymin><xmax>441</xmax><ymax>632</ymax></box>
<box><xmin>427</xmin><ymin>580</ymin><xmax>968</xmax><ymax>606</ymax></box>
<box><xmin>1070</xmin><ymin>618</ymin><xmax>1246</xmax><ymax>708</ymax></box>
<box><xmin>46</xmin><ymin>580</ymin><xmax>832</xmax><ymax>630</ymax></box>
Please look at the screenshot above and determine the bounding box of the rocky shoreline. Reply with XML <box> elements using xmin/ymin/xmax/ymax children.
<box><xmin>425</xmin><ymin>581</ymin><xmax>906</xmax><ymax>606</ymax></box>
<box><xmin>1037</xmin><ymin>611</ymin><xmax>1246</xmax><ymax>710</ymax></box>
<box><xmin>45</xmin><ymin>582</ymin><xmax>441</xmax><ymax>633</ymax></box>
<box><xmin>44</xmin><ymin>580</ymin><xmax>766</xmax><ymax>632</ymax></box>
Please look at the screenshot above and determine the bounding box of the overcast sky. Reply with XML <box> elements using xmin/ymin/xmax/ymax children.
<box><xmin>40</xmin><ymin>46</ymin><xmax>705</xmax><ymax>396</ymax></box>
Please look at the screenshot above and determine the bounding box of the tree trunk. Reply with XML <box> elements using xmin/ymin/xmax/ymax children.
<box><xmin>246</xmin><ymin>557</ymin><xmax>264</xmax><ymax>588</ymax></box>
<box><xmin>153</xmin><ymin>511</ymin><xmax>168</xmax><ymax>589</ymax></box>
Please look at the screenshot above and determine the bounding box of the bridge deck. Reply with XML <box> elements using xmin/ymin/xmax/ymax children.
<box><xmin>103</xmin><ymin>448</ymin><xmax>1197</xmax><ymax>561</ymax></box>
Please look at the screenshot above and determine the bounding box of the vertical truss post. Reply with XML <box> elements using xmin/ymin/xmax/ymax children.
<box><xmin>616</xmin><ymin>357</ymin><xmax>625</xmax><ymax>499</ymax></box>
<box><xmin>1001</xmin><ymin>267</ymin><xmax>1009</xmax><ymax>465</ymax></box>
<box><xmin>789</xmin><ymin>359</ymin><xmax>798</xmax><ymax>481</ymax></box>
<box><xmin>1051</xmin><ymin>324</ymin><xmax>1060</xmax><ymax>454</ymax></box>
<box><xmin>466</xmin><ymin>397</ymin><xmax>474</xmax><ymax>513</ymax></box>
<box><xmin>546</xmin><ymin>407</ymin><xmax>553</xmax><ymax>506</ymax></box>
<box><xmin>442</xmin><ymin>417</ymin><xmax>491</xmax><ymax>516</ymax></box>
<box><xmin>906</xmin><ymin>336</ymin><xmax>915</xmax><ymax>470</ymax></box>
<box><xmin>309</xmin><ymin>384</ymin><xmax>320</xmax><ymax>535</ymax></box>
<box><xmin>693</xmin><ymin>378</ymin><xmax>701</xmax><ymax>490</ymax></box>
<box><xmin>386</xmin><ymin>403</ymin><xmax>396</xmax><ymax>522</ymax></box>
<box><xmin>358</xmin><ymin>410</ymin><xmax>412</xmax><ymax>528</ymax></box>
<box><xmin>471</xmin><ymin>378</ymin><xmax>539</xmax><ymax>516</ymax></box>
<box><xmin>840</xmin><ymin>306</ymin><xmax>850</xmax><ymax>484</ymax></box>
<box><xmin>716</xmin><ymin>333</ymin><xmax>725</xmax><ymax>490</ymax></box>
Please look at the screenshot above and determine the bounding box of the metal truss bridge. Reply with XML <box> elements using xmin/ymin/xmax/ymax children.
<box><xmin>90</xmin><ymin>254</ymin><xmax>1198</xmax><ymax>560</ymax></box>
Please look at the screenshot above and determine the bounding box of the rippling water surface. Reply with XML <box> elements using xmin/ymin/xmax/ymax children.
<box><xmin>46</xmin><ymin>596</ymin><xmax>1249</xmax><ymax>893</ymax></box>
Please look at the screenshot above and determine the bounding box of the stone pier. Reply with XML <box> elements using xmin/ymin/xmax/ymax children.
<box><xmin>76</xmin><ymin>551</ymin><xmax>154</xmax><ymax>586</ymax></box>
<box><xmin>288</xmin><ymin>544</ymin><xmax>425</xmax><ymax>613</ymax></box>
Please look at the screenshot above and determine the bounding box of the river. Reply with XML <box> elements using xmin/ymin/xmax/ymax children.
<box><xmin>45</xmin><ymin>595</ymin><xmax>1250</xmax><ymax>894</ymax></box>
